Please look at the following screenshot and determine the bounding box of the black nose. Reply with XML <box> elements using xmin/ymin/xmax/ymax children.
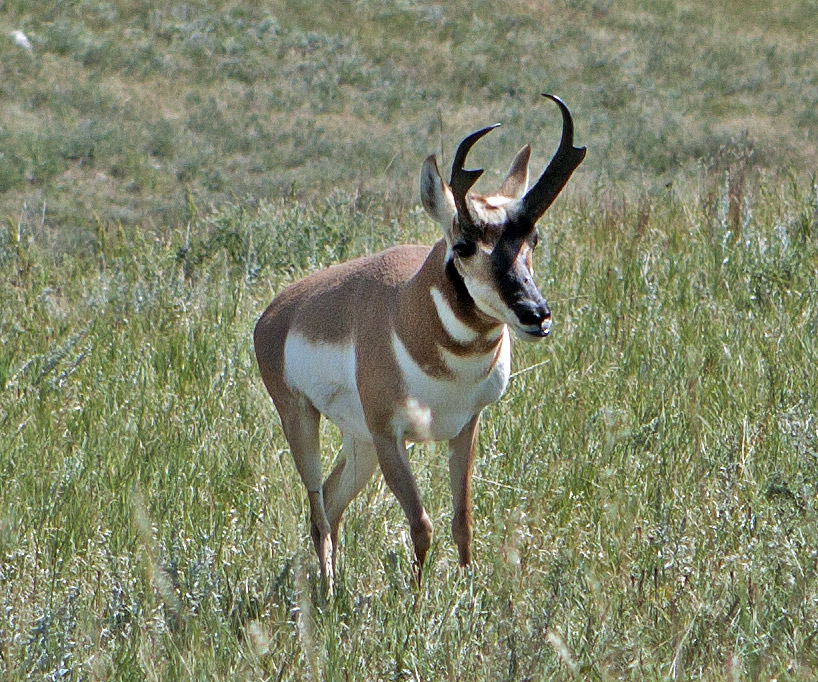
<box><xmin>517</xmin><ymin>302</ymin><xmax>550</xmax><ymax>327</ymax></box>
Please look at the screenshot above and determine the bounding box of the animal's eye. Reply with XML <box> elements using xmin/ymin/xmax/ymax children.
<box><xmin>453</xmin><ymin>240</ymin><xmax>477</xmax><ymax>258</ymax></box>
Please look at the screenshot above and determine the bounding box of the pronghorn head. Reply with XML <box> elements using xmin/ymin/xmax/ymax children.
<box><xmin>420</xmin><ymin>94</ymin><xmax>586</xmax><ymax>340</ymax></box>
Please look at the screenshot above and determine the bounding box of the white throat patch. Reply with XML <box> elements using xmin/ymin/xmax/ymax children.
<box><xmin>429</xmin><ymin>287</ymin><xmax>479</xmax><ymax>345</ymax></box>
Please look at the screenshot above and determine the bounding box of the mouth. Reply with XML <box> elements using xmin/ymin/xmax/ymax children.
<box><xmin>514</xmin><ymin>323</ymin><xmax>551</xmax><ymax>340</ymax></box>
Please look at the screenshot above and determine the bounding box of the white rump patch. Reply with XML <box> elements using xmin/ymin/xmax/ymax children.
<box><xmin>283</xmin><ymin>331</ymin><xmax>370</xmax><ymax>441</ymax></box>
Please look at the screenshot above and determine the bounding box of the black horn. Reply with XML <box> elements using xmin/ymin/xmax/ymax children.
<box><xmin>449</xmin><ymin>123</ymin><xmax>501</xmax><ymax>225</ymax></box>
<box><xmin>521</xmin><ymin>95</ymin><xmax>586</xmax><ymax>221</ymax></box>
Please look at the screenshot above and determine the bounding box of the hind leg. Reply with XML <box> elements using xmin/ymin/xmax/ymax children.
<box><xmin>322</xmin><ymin>434</ymin><xmax>379</xmax><ymax>567</ymax></box>
<box><xmin>276</xmin><ymin>393</ymin><xmax>334</xmax><ymax>583</ymax></box>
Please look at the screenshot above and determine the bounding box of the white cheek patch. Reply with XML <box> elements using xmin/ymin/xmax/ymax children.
<box><xmin>461</xmin><ymin>274</ymin><xmax>517</xmax><ymax>326</ymax></box>
<box><xmin>466</xmin><ymin>246</ymin><xmax>541</xmax><ymax>327</ymax></box>
<box><xmin>453</xmin><ymin>257</ymin><xmax>507</xmax><ymax>323</ymax></box>
<box><xmin>523</xmin><ymin>245</ymin><xmax>534</xmax><ymax>276</ymax></box>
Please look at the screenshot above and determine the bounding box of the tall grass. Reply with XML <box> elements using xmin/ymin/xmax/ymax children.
<box><xmin>1</xmin><ymin>170</ymin><xmax>817</xmax><ymax>679</ymax></box>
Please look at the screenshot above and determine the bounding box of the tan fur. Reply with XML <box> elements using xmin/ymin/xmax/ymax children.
<box><xmin>253</xmin><ymin>239</ymin><xmax>507</xmax><ymax>585</ymax></box>
<box><xmin>254</xmin><ymin>98</ymin><xmax>584</xmax><ymax>587</ymax></box>
<box><xmin>254</xmin><ymin>242</ymin><xmax>502</xmax><ymax>426</ymax></box>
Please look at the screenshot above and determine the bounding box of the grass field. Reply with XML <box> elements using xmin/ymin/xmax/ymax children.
<box><xmin>2</xmin><ymin>1</ymin><xmax>818</xmax><ymax>680</ymax></box>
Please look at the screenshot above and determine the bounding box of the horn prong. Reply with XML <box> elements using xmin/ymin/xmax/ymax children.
<box><xmin>449</xmin><ymin>123</ymin><xmax>501</xmax><ymax>225</ymax></box>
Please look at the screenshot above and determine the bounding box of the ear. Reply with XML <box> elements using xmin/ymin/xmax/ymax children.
<box><xmin>497</xmin><ymin>144</ymin><xmax>531</xmax><ymax>199</ymax></box>
<box><xmin>420</xmin><ymin>155</ymin><xmax>456</xmax><ymax>228</ymax></box>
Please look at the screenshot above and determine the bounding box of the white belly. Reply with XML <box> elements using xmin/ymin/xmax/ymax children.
<box><xmin>391</xmin><ymin>328</ymin><xmax>511</xmax><ymax>442</ymax></box>
<box><xmin>283</xmin><ymin>331</ymin><xmax>371</xmax><ymax>441</ymax></box>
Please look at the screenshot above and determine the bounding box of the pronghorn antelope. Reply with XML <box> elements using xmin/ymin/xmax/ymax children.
<box><xmin>254</xmin><ymin>95</ymin><xmax>585</xmax><ymax>585</ymax></box>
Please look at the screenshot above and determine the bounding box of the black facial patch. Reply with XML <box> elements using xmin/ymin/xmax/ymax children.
<box><xmin>503</xmin><ymin>214</ymin><xmax>536</xmax><ymax>241</ymax></box>
<box><xmin>490</xmin><ymin>224</ymin><xmax>546</xmax><ymax>319</ymax></box>
<box><xmin>445</xmin><ymin>257</ymin><xmax>476</xmax><ymax>310</ymax></box>
<box><xmin>491</xmin><ymin>237</ymin><xmax>527</xmax><ymax>309</ymax></box>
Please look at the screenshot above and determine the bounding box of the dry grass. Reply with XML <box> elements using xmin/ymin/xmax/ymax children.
<box><xmin>1</xmin><ymin>0</ymin><xmax>817</xmax><ymax>236</ymax></box>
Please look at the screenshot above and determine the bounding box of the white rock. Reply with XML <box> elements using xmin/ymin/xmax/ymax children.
<box><xmin>11</xmin><ymin>30</ymin><xmax>33</xmax><ymax>53</ymax></box>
